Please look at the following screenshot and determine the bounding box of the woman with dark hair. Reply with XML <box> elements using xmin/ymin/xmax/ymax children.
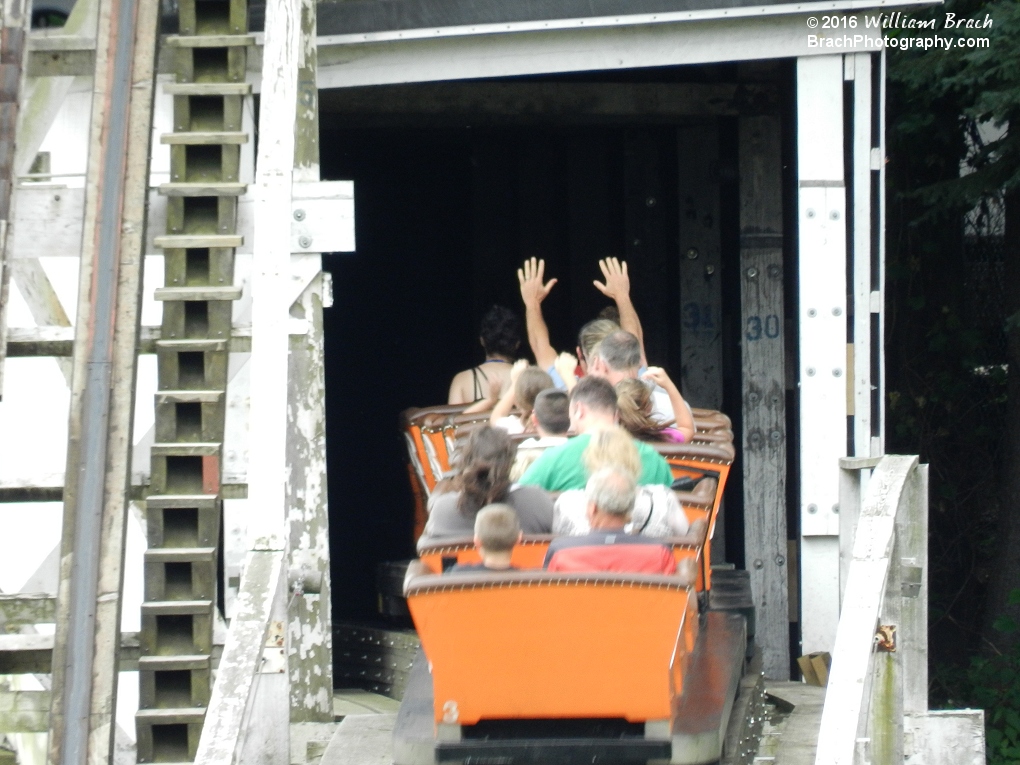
<box><xmin>417</xmin><ymin>426</ymin><xmax>553</xmax><ymax>549</ymax></box>
<box><xmin>447</xmin><ymin>306</ymin><xmax>523</xmax><ymax>405</ymax></box>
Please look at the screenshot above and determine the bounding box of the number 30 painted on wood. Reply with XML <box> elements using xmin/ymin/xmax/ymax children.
<box><xmin>746</xmin><ymin>314</ymin><xmax>781</xmax><ymax>341</ymax></box>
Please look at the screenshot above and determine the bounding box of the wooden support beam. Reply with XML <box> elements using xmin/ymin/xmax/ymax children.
<box><xmin>5</xmin><ymin>324</ymin><xmax>253</xmax><ymax>356</ymax></box>
<box><xmin>26</xmin><ymin>35</ymin><xmax>96</xmax><ymax>77</ymax></box>
<box><xmin>797</xmin><ymin>55</ymin><xmax>847</xmax><ymax>658</ymax></box>
<box><xmin>0</xmin><ymin>593</ymin><xmax>56</xmax><ymax>625</ymax></box>
<box><xmin>14</xmin><ymin>0</ymin><xmax>99</xmax><ymax>179</ymax></box>
<box><xmin>678</xmin><ymin>121</ymin><xmax>724</xmax><ymax>410</ymax></box>
<box><xmin>286</xmin><ymin>0</ymin><xmax>334</xmax><ymax>724</ymax></box>
<box><xmin>318</xmin><ymin>82</ymin><xmax>779</xmax><ymax>123</ymax></box>
<box><xmin>194</xmin><ymin>550</ymin><xmax>284</xmax><ymax>765</ymax></box>
<box><xmin>738</xmin><ymin>114</ymin><xmax>789</xmax><ymax>680</ymax></box>
<box><xmin>46</xmin><ymin>0</ymin><xmax>159</xmax><ymax>760</ymax></box>
<box><xmin>0</xmin><ymin>476</ymin><xmax>250</xmax><ymax>502</ymax></box>
<box><xmin>7</xmin><ymin>259</ymin><xmax>73</xmax><ymax>384</ymax></box>
<box><xmin>0</xmin><ymin>689</ymin><xmax>50</xmax><ymax>732</ymax></box>
<box><xmin>814</xmin><ymin>455</ymin><xmax>919</xmax><ymax>765</ymax></box>
<box><xmin>0</xmin><ymin>0</ymin><xmax>31</xmax><ymax>400</ymax></box>
<box><xmin>0</xmin><ymin>631</ymin><xmax>159</xmax><ymax>673</ymax></box>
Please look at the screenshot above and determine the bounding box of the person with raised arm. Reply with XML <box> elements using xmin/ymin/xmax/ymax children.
<box><xmin>517</xmin><ymin>257</ymin><xmax>648</xmax><ymax>388</ymax></box>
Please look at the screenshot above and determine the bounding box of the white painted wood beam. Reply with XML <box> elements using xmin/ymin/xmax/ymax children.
<box><xmin>851</xmin><ymin>53</ymin><xmax>874</xmax><ymax>457</ymax></box>
<box><xmin>874</xmin><ymin>50</ymin><xmax>887</xmax><ymax>457</ymax></box>
<box><xmin>247</xmin><ymin>0</ymin><xmax>302</xmax><ymax>551</ymax></box>
<box><xmin>315</xmin><ymin>13</ymin><xmax>884</xmax><ymax>90</ymax></box>
<box><xmin>797</xmin><ymin>54</ymin><xmax>847</xmax><ymax>657</ymax></box>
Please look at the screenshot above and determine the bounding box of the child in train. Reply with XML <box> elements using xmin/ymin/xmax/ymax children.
<box><xmin>510</xmin><ymin>389</ymin><xmax>571</xmax><ymax>481</ymax></box>
<box><xmin>487</xmin><ymin>360</ymin><xmax>554</xmax><ymax>434</ymax></box>
<box><xmin>447</xmin><ymin>504</ymin><xmax>521</xmax><ymax>574</ymax></box>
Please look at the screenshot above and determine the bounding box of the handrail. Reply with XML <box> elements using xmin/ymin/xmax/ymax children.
<box><xmin>814</xmin><ymin>455</ymin><xmax>927</xmax><ymax>765</ymax></box>
<box><xmin>194</xmin><ymin>550</ymin><xmax>284</xmax><ymax>765</ymax></box>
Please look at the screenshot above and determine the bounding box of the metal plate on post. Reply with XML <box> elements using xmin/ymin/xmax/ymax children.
<box><xmin>291</xmin><ymin>180</ymin><xmax>355</xmax><ymax>253</ymax></box>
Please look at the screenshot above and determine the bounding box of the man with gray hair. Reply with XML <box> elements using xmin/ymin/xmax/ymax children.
<box><xmin>588</xmin><ymin>330</ymin><xmax>695</xmax><ymax>441</ymax></box>
<box><xmin>543</xmin><ymin>467</ymin><xmax>677</xmax><ymax>574</ymax></box>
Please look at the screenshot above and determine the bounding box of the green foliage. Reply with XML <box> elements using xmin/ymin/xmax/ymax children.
<box><xmin>937</xmin><ymin>592</ymin><xmax>1020</xmax><ymax>765</ymax></box>
<box><xmin>884</xmin><ymin>0</ymin><xmax>1020</xmax><ymax>750</ymax></box>
<box><xmin>889</xmin><ymin>0</ymin><xmax>1020</xmax><ymax>212</ymax></box>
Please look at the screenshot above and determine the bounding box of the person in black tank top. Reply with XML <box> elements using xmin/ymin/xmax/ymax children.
<box><xmin>448</xmin><ymin>306</ymin><xmax>522</xmax><ymax>405</ymax></box>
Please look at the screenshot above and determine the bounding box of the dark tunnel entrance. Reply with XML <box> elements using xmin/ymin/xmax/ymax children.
<box><xmin>315</xmin><ymin>68</ymin><xmax>785</xmax><ymax>665</ymax></box>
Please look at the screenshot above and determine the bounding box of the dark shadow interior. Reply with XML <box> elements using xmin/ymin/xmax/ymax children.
<box><xmin>317</xmin><ymin>66</ymin><xmax>785</xmax><ymax>625</ymax></box>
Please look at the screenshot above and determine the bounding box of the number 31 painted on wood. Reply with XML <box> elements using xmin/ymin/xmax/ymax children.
<box><xmin>746</xmin><ymin>314</ymin><xmax>781</xmax><ymax>341</ymax></box>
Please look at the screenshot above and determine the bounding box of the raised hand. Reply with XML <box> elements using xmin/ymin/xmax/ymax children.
<box><xmin>509</xmin><ymin>358</ymin><xmax>530</xmax><ymax>387</ymax></box>
<box><xmin>553</xmin><ymin>352</ymin><xmax>578</xmax><ymax>384</ymax></box>
<box><xmin>593</xmin><ymin>257</ymin><xmax>631</xmax><ymax>302</ymax></box>
<box><xmin>518</xmin><ymin>257</ymin><xmax>558</xmax><ymax>306</ymax></box>
<box><xmin>641</xmin><ymin>366</ymin><xmax>676</xmax><ymax>392</ymax></box>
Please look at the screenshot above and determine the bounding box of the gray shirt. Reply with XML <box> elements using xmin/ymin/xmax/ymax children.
<box><xmin>417</xmin><ymin>486</ymin><xmax>554</xmax><ymax>551</ymax></box>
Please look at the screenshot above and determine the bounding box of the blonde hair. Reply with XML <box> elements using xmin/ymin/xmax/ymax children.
<box><xmin>616</xmin><ymin>378</ymin><xmax>671</xmax><ymax>442</ymax></box>
<box><xmin>515</xmin><ymin>367</ymin><xmax>554</xmax><ymax>421</ymax></box>
<box><xmin>474</xmin><ymin>504</ymin><xmax>521</xmax><ymax>552</ymax></box>
<box><xmin>583</xmin><ymin>427</ymin><xmax>641</xmax><ymax>481</ymax></box>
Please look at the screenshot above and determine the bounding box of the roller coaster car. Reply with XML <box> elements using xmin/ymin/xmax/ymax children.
<box><xmin>393</xmin><ymin>559</ymin><xmax>751</xmax><ymax>765</ymax></box>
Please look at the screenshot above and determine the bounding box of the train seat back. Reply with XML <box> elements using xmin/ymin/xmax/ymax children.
<box><xmin>417</xmin><ymin>535</ymin><xmax>555</xmax><ymax>573</ymax></box>
<box><xmin>404</xmin><ymin>561</ymin><xmax>699</xmax><ymax>726</ymax></box>
<box><xmin>418</xmin><ymin>532</ymin><xmax>705</xmax><ymax>584</ymax></box>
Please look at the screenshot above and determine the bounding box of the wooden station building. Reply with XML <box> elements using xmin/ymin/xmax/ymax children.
<box><xmin>0</xmin><ymin>0</ymin><xmax>973</xmax><ymax>761</ymax></box>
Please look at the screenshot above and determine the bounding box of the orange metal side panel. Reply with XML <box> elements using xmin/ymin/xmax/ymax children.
<box><xmin>667</xmin><ymin>459</ymin><xmax>731</xmax><ymax>590</ymax></box>
<box><xmin>409</xmin><ymin>582</ymin><xmax>691</xmax><ymax>725</ymax></box>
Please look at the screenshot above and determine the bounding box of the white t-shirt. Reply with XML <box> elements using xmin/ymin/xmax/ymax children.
<box><xmin>510</xmin><ymin>435</ymin><xmax>568</xmax><ymax>482</ymax></box>
<box><xmin>553</xmin><ymin>485</ymin><xmax>691</xmax><ymax>537</ymax></box>
<box><xmin>493</xmin><ymin>415</ymin><xmax>526</xmax><ymax>435</ymax></box>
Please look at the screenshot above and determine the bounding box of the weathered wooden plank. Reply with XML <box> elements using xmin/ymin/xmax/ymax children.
<box><xmin>13</xmin><ymin>0</ymin><xmax>99</xmax><ymax>179</ymax></box>
<box><xmin>158</xmin><ymin>182</ymin><xmax>247</xmax><ymax>196</ymax></box>
<box><xmin>247</xmin><ymin>0</ymin><xmax>301</xmax><ymax>551</ymax></box>
<box><xmin>163</xmin><ymin>33</ymin><xmax>254</xmax><ymax>47</ymax></box>
<box><xmin>46</xmin><ymin>0</ymin><xmax>160</xmax><ymax>760</ymax></box>
<box><xmin>163</xmin><ymin>82</ymin><xmax>252</xmax><ymax>96</ymax></box>
<box><xmin>738</xmin><ymin>114</ymin><xmax>788</xmax><ymax>680</ymax></box>
<box><xmin>154</xmin><ymin>233</ymin><xmax>243</xmax><ymax>248</ymax></box>
<box><xmin>677</xmin><ymin>121</ymin><xmax>723</xmax><ymax>410</ymax></box>
<box><xmin>0</xmin><ymin>222</ymin><xmax>10</xmax><ymax>399</ymax></box>
<box><xmin>0</xmin><ymin>593</ymin><xmax>56</xmax><ymax>625</ymax></box>
<box><xmin>7</xmin><ymin>185</ymin><xmax>84</xmax><ymax>259</ymax></box>
<box><xmin>899</xmin><ymin>464</ymin><xmax>928</xmax><ymax>719</ymax></box>
<box><xmin>5</xmin><ymin>323</ymin><xmax>253</xmax><ymax>355</ymax></box>
<box><xmin>0</xmin><ymin>689</ymin><xmax>50</xmax><ymax>732</ymax></box>
<box><xmin>813</xmin><ymin>455</ymin><xmax>917</xmax><ymax>765</ymax></box>
<box><xmin>193</xmin><ymin>549</ymin><xmax>283</xmax><ymax>765</ymax></box>
<box><xmin>904</xmin><ymin>710</ymin><xmax>985</xmax><ymax>765</ymax></box>
<box><xmin>287</xmin><ymin>0</ymin><xmax>334</xmax><ymax>723</ymax></box>
<box><xmin>314</xmin><ymin>14</ymin><xmax>883</xmax><ymax>91</ymax></box>
<box><xmin>161</xmin><ymin>131</ymin><xmax>249</xmax><ymax>145</ymax></box>
<box><xmin>0</xmin><ymin>631</ymin><xmax>151</xmax><ymax>672</ymax></box>
<box><xmin>24</xmin><ymin>32</ymin><xmax>95</xmax><ymax>75</ymax></box>
<box><xmin>797</xmin><ymin>55</ymin><xmax>847</xmax><ymax>658</ymax></box>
